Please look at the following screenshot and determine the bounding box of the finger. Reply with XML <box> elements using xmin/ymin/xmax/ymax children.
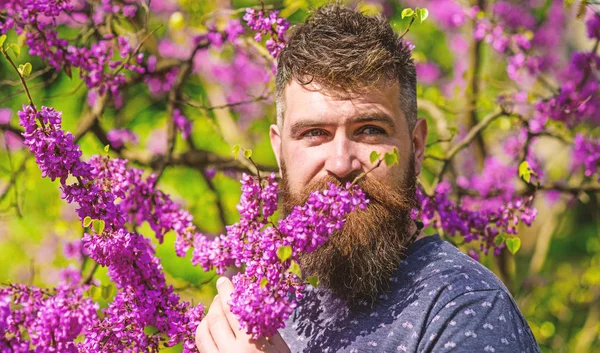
<box><xmin>196</xmin><ymin>316</ymin><xmax>219</xmax><ymax>353</ymax></box>
<box><xmin>267</xmin><ymin>332</ymin><xmax>291</xmax><ymax>353</ymax></box>
<box><xmin>216</xmin><ymin>277</ymin><xmax>276</xmax><ymax>350</ymax></box>
<box><xmin>215</xmin><ymin>277</ymin><xmax>246</xmax><ymax>335</ymax></box>
<box><xmin>207</xmin><ymin>294</ymin><xmax>237</xmax><ymax>350</ymax></box>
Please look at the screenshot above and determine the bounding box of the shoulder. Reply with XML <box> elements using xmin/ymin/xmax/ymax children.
<box><xmin>397</xmin><ymin>236</ymin><xmax>539</xmax><ymax>352</ymax></box>
<box><xmin>395</xmin><ymin>235</ymin><xmax>520</xmax><ymax>326</ymax></box>
<box><xmin>399</xmin><ymin>235</ymin><xmax>510</xmax><ymax>298</ymax></box>
<box><xmin>417</xmin><ymin>288</ymin><xmax>539</xmax><ymax>352</ymax></box>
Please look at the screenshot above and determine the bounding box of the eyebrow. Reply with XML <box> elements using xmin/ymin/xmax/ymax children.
<box><xmin>352</xmin><ymin>114</ymin><xmax>396</xmax><ymax>130</ymax></box>
<box><xmin>289</xmin><ymin>113</ymin><xmax>397</xmax><ymax>137</ymax></box>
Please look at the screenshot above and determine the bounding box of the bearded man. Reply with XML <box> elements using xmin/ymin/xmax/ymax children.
<box><xmin>195</xmin><ymin>3</ymin><xmax>540</xmax><ymax>353</ymax></box>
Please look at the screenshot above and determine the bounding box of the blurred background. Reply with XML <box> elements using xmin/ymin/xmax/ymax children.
<box><xmin>1</xmin><ymin>0</ymin><xmax>599</xmax><ymax>352</ymax></box>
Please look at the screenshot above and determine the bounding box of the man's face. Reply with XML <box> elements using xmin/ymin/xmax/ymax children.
<box><xmin>271</xmin><ymin>81</ymin><xmax>422</xmax><ymax>196</ymax></box>
<box><xmin>270</xmin><ymin>80</ymin><xmax>427</xmax><ymax>302</ymax></box>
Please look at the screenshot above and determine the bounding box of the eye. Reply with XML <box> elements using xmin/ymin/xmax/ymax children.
<box><xmin>357</xmin><ymin>125</ymin><xmax>386</xmax><ymax>135</ymax></box>
<box><xmin>301</xmin><ymin>129</ymin><xmax>328</xmax><ymax>138</ymax></box>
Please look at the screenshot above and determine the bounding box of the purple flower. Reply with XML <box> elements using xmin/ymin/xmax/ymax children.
<box><xmin>572</xmin><ymin>133</ymin><xmax>600</xmax><ymax>181</ymax></box>
<box><xmin>188</xmin><ymin>174</ymin><xmax>368</xmax><ymax>337</ymax></box>
<box><xmin>18</xmin><ymin>105</ymin><xmax>88</xmax><ymax>182</ymax></box>
<box><xmin>225</xmin><ymin>19</ymin><xmax>245</xmax><ymax>42</ymax></box>
<box><xmin>586</xmin><ymin>13</ymin><xmax>600</xmax><ymax>40</ymax></box>
<box><xmin>0</xmin><ymin>108</ymin><xmax>11</xmax><ymax>124</ymax></box>
<box><xmin>243</xmin><ymin>8</ymin><xmax>289</xmax><ymax>58</ymax></box>
<box><xmin>492</xmin><ymin>1</ymin><xmax>536</xmax><ymax>30</ymax></box>
<box><xmin>416</xmin><ymin>165</ymin><xmax>537</xmax><ymax>256</ymax></box>
<box><xmin>467</xmin><ymin>249</ymin><xmax>480</xmax><ymax>262</ymax></box>
<box><xmin>106</xmin><ymin>128</ymin><xmax>138</xmax><ymax>149</ymax></box>
<box><xmin>429</xmin><ymin>0</ymin><xmax>468</xmax><ymax>29</ymax></box>
<box><xmin>1</xmin><ymin>284</ymin><xmax>98</xmax><ymax>353</ymax></box>
<box><xmin>122</xmin><ymin>4</ymin><xmax>137</xmax><ymax>18</ymax></box>
<box><xmin>416</xmin><ymin>62</ymin><xmax>441</xmax><ymax>85</ymax></box>
<box><xmin>173</xmin><ymin>109</ymin><xmax>193</xmax><ymax>139</ymax></box>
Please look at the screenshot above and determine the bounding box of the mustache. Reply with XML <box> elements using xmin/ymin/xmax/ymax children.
<box><xmin>282</xmin><ymin>173</ymin><xmax>416</xmax><ymax>214</ymax></box>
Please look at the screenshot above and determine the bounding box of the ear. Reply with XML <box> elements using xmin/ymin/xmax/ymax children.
<box><xmin>411</xmin><ymin>118</ymin><xmax>428</xmax><ymax>176</ymax></box>
<box><xmin>269</xmin><ymin>124</ymin><xmax>282</xmax><ymax>172</ymax></box>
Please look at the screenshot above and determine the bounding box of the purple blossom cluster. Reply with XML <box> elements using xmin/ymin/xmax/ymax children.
<box><xmin>492</xmin><ymin>1</ymin><xmax>537</xmax><ymax>30</ymax></box>
<box><xmin>203</xmin><ymin>20</ymin><xmax>246</xmax><ymax>47</ymax></box>
<box><xmin>173</xmin><ymin>108</ymin><xmax>193</xmax><ymax>139</ymax></box>
<box><xmin>10</xmin><ymin>105</ymin><xmax>204</xmax><ymax>352</ymax></box>
<box><xmin>1</xmin><ymin>283</ymin><xmax>98</xmax><ymax>353</ymax></box>
<box><xmin>193</xmin><ymin>174</ymin><xmax>368</xmax><ymax>337</ymax></box>
<box><xmin>587</xmin><ymin>12</ymin><xmax>600</xmax><ymax>40</ymax></box>
<box><xmin>535</xmin><ymin>50</ymin><xmax>600</xmax><ymax>127</ymax></box>
<box><xmin>470</xmin><ymin>1</ymin><xmax>570</xmax><ymax>86</ymax></box>
<box><xmin>473</xmin><ymin>13</ymin><xmax>543</xmax><ymax>84</ymax></box>
<box><xmin>18</xmin><ymin>105</ymin><xmax>89</xmax><ymax>182</ymax></box>
<box><xmin>417</xmin><ymin>179</ymin><xmax>537</xmax><ymax>256</ymax></box>
<box><xmin>1</xmin><ymin>0</ymin><xmax>148</xmax><ymax>102</ymax></box>
<box><xmin>106</xmin><ymin>128</ymin><xmax>138</xmax><ymax>149</ymax></box>
<box><xmin>572</xmin><ymin>133</ymin><xmax>600</xmax><ymax>181</ymax></box>
<box><xmin>80</xmin><ymin>229</ymin><xmax>201</xmax><ymax>351</ymax></box>
<box><xmin>0</xmin><ymin>0</ymin><xmax>73</xmax><ymax>69</ymax></box>
<box><xmin>243</xmin><ymin>8</ymin><xmax>290</xmax><ymax>58</ymax></box>
<box><xmin>144</xmin><ymin>67</ymin><xmax>180</xmax><ymax>98</ymax></box>
<box><xmin>91</xmin><ymin>0</ymin><xmax>138</xmax><ymax>23</ymax></box>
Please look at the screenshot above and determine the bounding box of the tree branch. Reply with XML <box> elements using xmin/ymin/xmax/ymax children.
<box><xmin>153</xmin><ymin>41</ymin><xmax>210</xmax><ymax>184</ymax></box>
<box><xmin>431</xmin><ymin>109</ymin><xmax>505</xmax><ymax>190</ymax></box>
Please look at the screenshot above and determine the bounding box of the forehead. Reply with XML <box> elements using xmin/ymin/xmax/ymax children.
<box><xmin>282</xmin><ymin>80</ymin><xmax>404</xmax><ymax>129</ymax></box>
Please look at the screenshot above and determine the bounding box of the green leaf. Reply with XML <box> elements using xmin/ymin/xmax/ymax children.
<box><xmin>104</xmin><ymin>144</ymin><xmax>110</xmax><ymax>153</ymax></box>
<box><xmin>101</xmin><ymin>283</ymin><xmax>116</xmax><ymax>300</ymax></box>
<box><xmin>260</xmin><ymin>278</ymin><xmax>269</xmax><ymax>288</ymax></box>
<box><xmin>17</xmin><ymin>62</ymin><xmax>32</xmax><ymax>77</ymax></box>
<box><xmin>93</xmin><ymin>219</ymin><xmax>105</xmax><ymax>234</ymax></box>
<box><xmin>288</xmin><ymin>260</ymin><xmax>302</xmax><ymax>278</ymax></box>
<box><xmin>277</xmin><ymin>245</ymin><xmax>292</xmax><ymax>263</ymax></box>
<box><xmin>87</xmin><ymin>285</ymin><xmax>101</xmax><ymax>299</ymax></box>
<box><xmin>383</xmin><ymin>148</ymin><xmax>399</xmax><ymax>166</ymax></box>
<box><xmin>306</xmin><ymin>275</ymin><xmax>319</xmax><ymax>287</ymax></box>
<box><xmin>518</xmin><ymin>161</ymin><xmax>531</xmax><ymax>183</ymax></box>
<box><xmin>83</xmin><ymin>216</ymin><xmax>92</xmax><ymax>227</ymax></box>
<box><xmin>369</xmin><ymin>151</ymin><xmax>381</xmax><ymax>164</ymax></box>
<box><xmin>8</xmin><ymin>43</ymin><xmax>20</xmax><ymax>58</ymax></box>
<box><xmin>232</xmin><ymin>144</ymin><xmax>241</xmax><ymax>159</ymax></box>
<box><xmin>401</xmin><ymin>8</ymin><xmax>414</xmax><ymax>19</ymax></box>
<box><xmin>144</xmin><ymin>325</ymin><xmax>159</xmax><ymax>335</ymax></box>
<box><xmin>417</xmin><ymin>8</ymin><xmax>429</xmax><ymax>22</ymax></box>
<box><xmin>0</xmin><ymin>34</ymin><xmax>6</xmax><ymax>48</ymax></box>
<box><xmin>506</xmin><ymin>238</ymin><xmax>521</xmax><ymax>255</ymax></box>
<box><xmin>494</xmin><ymin>235</ymin><xmax>505</xmax><ymax>247</ymax></box>
<box><xmin>243</xmin><ymin>149</ymin><xmax>252</xmax><ymax>159</ymax></box>
<box><xmin>447</xmin><ymin>126</ymin><xmax>459</xmax><ymax>136</ymax></box>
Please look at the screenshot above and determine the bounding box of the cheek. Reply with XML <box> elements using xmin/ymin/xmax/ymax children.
<box><xmin>369</xmin><ymin>157</ymin><xmax>408</xmax><ymax>184</ymax></box>
<box><xmin>282</xmin><ymin>144</ymin><xmax>325</xmax><ymax>192</ymax></box>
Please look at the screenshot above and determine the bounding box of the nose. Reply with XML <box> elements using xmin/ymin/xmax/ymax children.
<box><xmin>324</xmin><ymin>134</ymin><xmax>362</xmax><ymax>183</ymax></box>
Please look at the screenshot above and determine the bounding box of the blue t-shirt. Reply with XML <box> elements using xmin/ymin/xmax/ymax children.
<box><xmin>279</xmin><ymin>234</ymin><xmax>540</xmax><ymax>353</ymax></box>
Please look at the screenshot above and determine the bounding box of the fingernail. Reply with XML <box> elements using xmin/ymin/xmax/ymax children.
<box><xmin>216</xmin><ymin>277</ymin><xmax>226</xmax><ymax>287</ymax></box>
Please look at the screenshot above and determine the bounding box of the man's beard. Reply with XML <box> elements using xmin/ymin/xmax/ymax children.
<box><xmin>280</xmin><ymin>157</ymin><xmax>418</xmax><ymax>304</ymax></box>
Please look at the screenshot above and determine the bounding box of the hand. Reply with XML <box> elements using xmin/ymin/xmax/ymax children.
<box><xmin>195</xmin><ymin>277</ymin><xmax>291</xmax><ymax>353</ymax></box>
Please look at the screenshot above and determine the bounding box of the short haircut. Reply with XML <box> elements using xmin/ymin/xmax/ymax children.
<box><xmin>275</xmin><ymin>3</ymin><xmax>417</xmax><ymax>132</ymax></box>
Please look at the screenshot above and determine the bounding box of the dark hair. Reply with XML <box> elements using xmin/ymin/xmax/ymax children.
<box><xmin>275</xmin><ymin>3</ymin><xmax>417</xmax><ymax>131</ymax></box>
